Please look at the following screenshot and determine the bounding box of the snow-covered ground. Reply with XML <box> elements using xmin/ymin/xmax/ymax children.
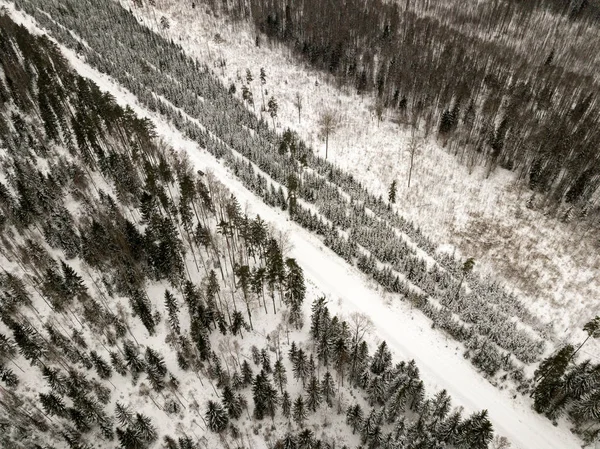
<box><xmin>4</xmin><ymin>5</ymin><xmax>588</xmax><ymax>447</ymax></box>
<box><xmin>116</xmin><ymin>0</ymin><xmax>600</xmax><ymax>354</ymax></box>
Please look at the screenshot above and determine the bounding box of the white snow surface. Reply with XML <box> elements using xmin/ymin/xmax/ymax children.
<box><xmin>116</xmin><ymin>0</ymin><xmax>600</xmax><ymax>355</ymax></box>
<box><xmin>3</xmin><ymin>4</ymin><xmax>587</xmax><ymax>448</ymax></box>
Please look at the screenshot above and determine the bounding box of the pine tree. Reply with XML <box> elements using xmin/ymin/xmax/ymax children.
<box><xmin>134</xmin><ymin>412</ymin><xmax>158</xmax><ymax>444</ymax></box>
<box><xmin>333</xmin><ymin>335</ymin><xmax>349</xmax><ymax>385</ymax></box>
<box><xmin>42</xmin><ymin>366</ymin><xmax>68</xmax><ymax>395</ymax></box>
<box><xmin>281</xmin><ymin>390</ymin><xmax>292</xmax><ymax>421</ymax></box>
<box><xmin>164</xmin><ymin>289</ymin><xmax>180</xmax><ymax>335</ymax></box>
<box><xmin>40</xmin><ymin>392</ymin><xmax>68</xmax><ymax>417</ymax></box>
<box><xmin>11</xmin><ymin>321</ymin><xmax>46</xmax><ymax>364</ymax></box>
<box><xmin>432</xmin><ymin>389</ymin><xmax>452</xmax><ymax>422</ymax></box>
<box><xmin>457</xmin><ymin>410</ymin><xmax>493</xmax><ymax>449</ymax></box>
<box><xmin>437</xmin><ymin>408</ymin><xmax>463</xmax><ymax>445</ymax></box>
<box><xmin>292</xmin><ymin>395</ymin><xmax>307</xmax><ymax>428</ymax></box>
<box><xmin>123</xmin><ymin>340</ymin><xmax>146</xmax><ymax>383</ymax></box>
<box><xmin>266</xmin><ymin>238</ymin><xmax>285</xmax><ymax>313</ymax></box>
<box><xmin>0</xmin><ymin>364</ymin><xmax>18</xmax><ymax>387</ymax></box>
<box><xmin>260</xmin><ymin>348</ymin><xmax>272</xmax><ymax>373</ymax></box>
<box><xmin>282</xmin><ymin>433</ymin><xmax>297</xmax><ymax>449</ymax></box>
<box><xmin>267</xmin><ymin>97</ymin><xmax>278</xmax><ymax>128</ymax></box>
<box><xmin>273</xmin><ymin>358</ymin><xmax>288</xmax><ymax>393</ymax></box>
<box><xmin>115</xmin><ymin>402</ymin><xmax>135</xmax><ymax>428</ymax></box>
<box><xmin>532</xmin><ymin>345</ymin><xmax>574</xmax><ymax>413</ymax></box>
<box><xmin>110</xmin><ymin>351</ymin><xmax>128</xmax><ymax>376</ymax></box>
<box><xmin>222</xmin><ymin>385</ymin><xmax>243</xmax><ymax>420</ymax></box>
<box><xmin>252</xmin><ymin>369</ymin><xmax>278</xmax><ymax>420</ymax></box>
<box><xmin>370</xmin><ymin>341</ymin><xmax>392</xmax><ymax>375</ymax></box>
<box><xmin>289</xmin><ymin>341</ymin><xmax>298</xmax><ymax>365</ymax></box>
<box><xmin>571</xmin><ymin>316</ymin><xmax>600</xmax><ymax>361</ymax></box>
<box><xmin>570</xmin><ymin>389</ymin><xmax>600</xmax><ymax>424</ymax></box>
<box><xmin>305</xmin><ymin>375</ymin><xmax>322</xmax><ymax>412</ymax></box>
<box><xmin>206</xmin><ymin>400</ymin><xmax>229</xmax><ymax>433</ymax></box>
<box><xmin>235</xmin><ymin>264</ymin><xmax>254</xmax><ymax>330</ymax></box>
<box><xmin>145</xmin><ymin>347</ymin><xmax>167</xmax><ymax>391</ymax></box>
<box><xmin>388</xmin><ymin>180</ymin><xmax>397</xmax><ymax>204</ymax></box>
<box><xmin>285</xmin><ymin>258</ymin><xmax>306</xmax><ymax>329</ymax></box>
<box><xmin>293</xmin><ymin>349</ymin><xmax>309</xmax><ymax>387</ymax></box>
<box><xmin>90</xmin><ymin>350</ymin><xmax>112</xmax><ymax>379</ymax></box>
<box><xmin>241</xmin><ymin>360</ymin><xmax>254</xmax><ymax>387</ymax></box>
<box><xmin>116</xmin><ymin>426</ymin><xmax>144</xmax><ymax>449</ymax></box>
<box><xmin>230</xmin><ymin>311</ymin><xmax>248</xmax><ymax>338</ymax></box>
<box><xmin>321</xmin><ymin>371</ymin><xmax>335</xmax><ymax>407</ymax></box>
<box><xmin>346</xmin><ymin>404</ymin><xmax>364</xmax><ymax>434</ymax></box>
<box><xmin>297</xmin><ymin>429</ymin><xmax>315</xmax><ymax>449</ymax></box>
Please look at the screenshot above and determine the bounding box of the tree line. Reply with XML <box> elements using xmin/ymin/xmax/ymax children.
<box><xmin>208</xmin><ymin>0</ymin><xmax>600</xmax><ymax>217</ymax></box>
<box><xmin>0</xmin><ymin>14</ymin><xmax>308</xmax><ymax>448</ymax></box>
<box><xmin>16</xmin><ymin>0</ymin><xmax>597</xmax><ymax>440</ymax></box>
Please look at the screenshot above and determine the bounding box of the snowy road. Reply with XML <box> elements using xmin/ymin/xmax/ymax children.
<box><xmin>6</xmin><ymin>5</ymin><xmax>582</xmax><ymax>447</ymax></box>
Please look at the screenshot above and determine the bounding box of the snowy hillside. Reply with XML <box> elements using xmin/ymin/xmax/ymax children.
<box><xmin>0</xmin><ymin>0</ymin><xmax>599</xmax><ymax>448</ymax></box>
<box><xmin>116</xmin><ymin>0</ymin><xmax>600</xmax><ymax>342</ymax></box>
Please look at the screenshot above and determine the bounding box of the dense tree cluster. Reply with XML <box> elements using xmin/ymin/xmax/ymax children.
<box><xmin>15</xmin><ymin>0</ymin><xmax>554</xmax><ymax>387</ymax></box>
<box><xmin>13</xmin><ymin>0</ymin><xmax>600</xmax><ymax>441</ymax></box>
<box><xmin>0</xmin><ymin>15</ymin><xmax>308</xmax><ymax>448</ymax></box>
<box><xmin>530</xmin><ymin>317</ymin><xmax>600</xmax><ymax>443</ymax></box>
<box><xmin>213</xmin><ymin>0</ymin><xmax>600</xmax><ymax>214</ymax></box>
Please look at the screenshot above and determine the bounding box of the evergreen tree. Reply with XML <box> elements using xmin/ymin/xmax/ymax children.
<box><xmin>11</xmin><ymin>321</ymin><xmax>46</xmax><ymax>364</ymax></box>
<box><xmin>370</xmin><ymin>341</ymin><xmax>392</xmax><ymax>375</ymax></box>
<box><xmin>571</xmin><ymin>316</ymin><xmax>600</xmax><ymax>361</ymax></box>
<box><xmin>289</xmin><ymin>341</ymin><xmax>298</xmax><ymax>365</ymax></box>
<box><xmin>282</xmin><ymin>390</ymin><xmax>292</xmax><ymax>421</ymax></box>
<box><xmin>145</xmin><ymin>347</ymin><xmax>167</xmax><ymax>392</ymax></box>
<box><xmin>532</xmin><ymin>345</ymin><xmax>574</xmax><ymax>413</ymax></box>
<box><xmin>267</xmin><ymin>97</ymin><xmax>278</xmax><ymax>127</ymax></box>
<box><xmin>292</xmin><ymin>395</ymin><xmax>307</xmax><ymax>428</ymax></box>
<box><xmin>282</xmin><ymin>433</ymin><xmax>297</xmax><ymax>449</ymax></box>
<box><xmin>346</xmin><ymin>404</ymin><xmax>364</xmax><ymax>434</ymax></box>
<box><xmin>206</xmin><ymin>400</ymin><xmax>229</xmax><ymax>433</ymax></box>
<box><xmin>241</xmin><ymin>360</ymin><xmax>254</xmax><ymax>387</ymax></box>
<box><xmin>388</xmin><ymin>180</ymin><xmax>397</xmax><ymax>204</ymax></box>
<box><xmin>110</xmin><ymin>351</ymin><xmax>128</xmax><ymax>376</ymax></box>
<box><xmin>260</xmin><ymin>348</ymin><xmax>272</xmax><ymax>373</ymax></box>
<box><xmin>90</xmin><ymin>350</ymin><xmax>112</xmax><ymax>379</ymax></box>
<box><xmin>285</xmin><ymin>258</ymin><xmax>306</xmax><ymax>328</ymax></box>
<box><xmin>0</xmin><ymin>364</ymin><xmax>18</xmax><ymax>387</ymax></box>
<box><xmin>273</xmin><ymin>358</ymin><xmax>288</xmax><ymax>393</ymax></box>
<box><xmin>115</xmin><ymin>402</ymin><xmax>135</xmax><ymax>427</ymax></box>
<box><xmin>305</xmin><ymin>375</ymin><xmax>322</xmax><ymax>412</ymax></box>
<box><xmin>252</xmin><ymin>369</ymin><xmax>278</xmax><ymax>420</ymax></box>
<box><xmin>333</xmin><ymin>335</ymin><xmax>349</xmax><ymax>385</ymax></box>
<box><xmin>457</xmin><ymin>410</ymin><xmax>493</xmax><ymax>449</ymax></box>
<box><xmin>437</xmin><ymin>408</ymin><xmax>463</xmax><ymax>445</ymax></box>
<box><xmin>123</xmin><ymin>340</ymin><xmax>146</xmax><ymax>383</ymax></box>
<box><xmin>431</xmin><ymin>389</ymin><xmax>452</xmax><ymax>422</ymax></box>
<box><xmin>164</xmin><ymin>289</ymin><xmax>180</xmax><ymax>335</ymax></box>
<box><xmin>293</xmin><ymin>349</ymin><xmax>309</xmax><ymax>387</ymax></box>
<box><xmin>134</xmin><ymin>412</ymin><xmax>157</xmax><ymax>444</ymax></box>
<box><xmin>321</xmin><ymin>371</ymin><xmax>335</xmax><ymax>407</ymax></box>
<box><xmin>40</xmin><ymin>392</ymin><xmax>68</xmax><ymax>417</ymax></box>
<box><xmin>297</xmin><ymin>429</ymin><xmax>315</xmax><ymax>449</ymax></box>
<box><xmin>266</xmin><ymin>238</ymin><xmax>285</xmax><ymax>313</ymax></box>
<box><xmin>116</xmin><ymin>426</ymin><xmax>144</xmax><ymax>449</ymax></box>
<box><xmin>571</xmin><ymin>389</ymin><xmax>600</xmax><ymax>425</ymax></box>
<box><xmin>222</xmin><ymin>385</ymin><xmax>243</xmax><ymax>420</ymax></box>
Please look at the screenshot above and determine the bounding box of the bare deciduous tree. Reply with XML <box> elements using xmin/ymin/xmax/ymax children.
<box><xmin>406</xmin><ymin>132</ymin><xmax>422</xmax><ymax>188</ymax></box>
<box><xmin>348</xmin><ymin>312</ymin><xmax>373</xmax><ymax>380</ymax></box>
<box><xmin>318</xmin><ymin>110</ymin><xmax>339</xmax><ymax>159</ymax></box>
<box><xmin>294</xmin><ymin>92</ymin><xmax>303</xmax><ymax>123</ymax></box>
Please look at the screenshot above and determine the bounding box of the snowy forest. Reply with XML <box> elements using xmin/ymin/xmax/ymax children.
<box><xmin>1</xmin><ymin>0</ymin><xmax>600</xmax><ymax>447</ymax></box>
<box><xmin>209</xmin><ymin>0</ymin><xmax>600</xmax><ymax>215</ymax></box>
